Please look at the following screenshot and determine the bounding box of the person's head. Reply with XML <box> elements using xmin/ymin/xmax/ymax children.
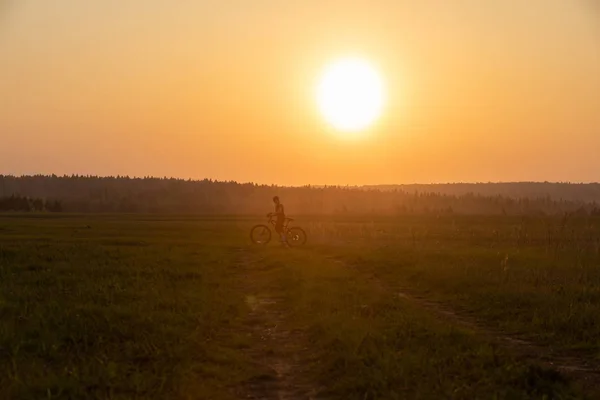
<box><xmin>273</xmin><ymin>196</ymin><xmax>280</xmax><ymax>205</ymax></box>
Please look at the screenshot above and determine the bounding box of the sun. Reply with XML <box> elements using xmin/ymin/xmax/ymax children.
<box><xmin>316</xmin><ymin>57</ymin><xmax>385</xmax><ymax>133</ymax></box>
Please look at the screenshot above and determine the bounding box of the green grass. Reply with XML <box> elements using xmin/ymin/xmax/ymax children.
<box><xmin>320</xmin><ymin>216</ymin><xmax>600</xmax><ymax>355</ymax></box>
<box><xmin>246</xmin><ymin>246</ymin><xmax>582</xmax><ymax>399</ymax></box>
<box><xmin>0</xmin><ymin>216</ymin><xmax>252</xmax><ymax>399</ymax></box>
<box><xmin>0</xmin><ymin>214</ymin><xmax>598</xmax><ymax>399</ymax></box>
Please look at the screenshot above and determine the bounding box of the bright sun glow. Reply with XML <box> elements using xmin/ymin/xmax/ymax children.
<box><xmin>317</xmin><ymin>58</ymin><xmax>385</xmax><ymax>133</ymax></box>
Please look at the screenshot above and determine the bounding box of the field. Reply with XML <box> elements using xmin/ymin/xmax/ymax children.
<box><xmin>1</xmin><ymin>214</ymin><xmax>600</xmax><ymax>399</ymax></box>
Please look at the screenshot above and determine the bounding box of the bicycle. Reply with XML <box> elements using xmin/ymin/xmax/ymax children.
<box><xmin>250</xmin><ymin>215</ymin><xmax>307</xmax><ymax>246</ymax></box>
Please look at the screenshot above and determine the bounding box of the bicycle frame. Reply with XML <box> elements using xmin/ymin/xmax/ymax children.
<box><xmin>267</xmin><ymin>216</ymin><xmax>293</xmax><ymax>230</ymax></box>
<box><xmin>250</xmin><ymin>216</ymin><xmax>306</xmax><ymax>246</ymax></box>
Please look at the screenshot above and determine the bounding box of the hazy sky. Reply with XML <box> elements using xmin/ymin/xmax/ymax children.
<box><xmin>1</xmin><ymin>1</ymin><xmax>599</xmax><ymax>185</ymax></box>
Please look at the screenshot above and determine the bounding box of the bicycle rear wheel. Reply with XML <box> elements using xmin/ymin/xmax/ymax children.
<box><xmin>250</xmin><ymin>224</ymin><xmax>272</xmax><ymax>245</ymax></box>
<box><xmin>286</xmin><ymin>227</ymin><xmax>307</xmax><ymax>246</ymax></box>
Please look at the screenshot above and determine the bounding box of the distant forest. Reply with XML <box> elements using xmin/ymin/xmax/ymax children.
<box><xmin>1</xmin><ymin>175</ymin><xmax>600</xmax><ymax>216</ymax></box>
<box><xmin>366</xmin><ymin>183</ymin><xmax>600</xmax><ymax>203</ymax></box>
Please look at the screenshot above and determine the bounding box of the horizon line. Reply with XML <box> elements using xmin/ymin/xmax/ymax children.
<box><xmin>0</xmin><ymin>173</ymin><xmax>599</xmax><ymax>187</ymax></box>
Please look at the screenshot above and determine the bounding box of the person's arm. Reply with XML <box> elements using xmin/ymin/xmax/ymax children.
<box><xmin>267</xmin><ymin>205</ymin><xmax>278</xmax><ymax>218</ymax></box>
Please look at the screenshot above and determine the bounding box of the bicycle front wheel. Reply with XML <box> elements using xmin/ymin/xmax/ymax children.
<box><xmin>287</xmin><ymin>227</ymin><xmax>307</xmax><ymax>246</ymax></box>
<box><xmin>250</xmin><ymin>224</ymin><xmax>272</xmax><ymax>245</ymax></box>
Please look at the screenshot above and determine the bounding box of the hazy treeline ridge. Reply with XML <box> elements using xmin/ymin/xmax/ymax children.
<box><xmin>1</xmin><ymin>175</ymin><xmax>600</xmax><ymax>215</ymax></box>
<box><xmin>0</xmin><ymin>195</ymin><xmax>62</xmax><ymax>212</ymax></box>
<box><xmin>366</xmin><ymin>182</ymin><xmax>600</xmax><ymax>202</ymax></box>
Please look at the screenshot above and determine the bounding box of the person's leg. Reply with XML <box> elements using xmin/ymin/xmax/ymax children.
<box><xmin>275</xmin><ymin>222</ymin><xmax>286</xmax><ymax>243</ymax></box>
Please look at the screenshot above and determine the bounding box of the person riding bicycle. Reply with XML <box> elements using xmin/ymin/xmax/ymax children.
<box><xmin>268</xmin><ymin>196</ymin><xmax>287</xmax><ymax>244</ymax></box>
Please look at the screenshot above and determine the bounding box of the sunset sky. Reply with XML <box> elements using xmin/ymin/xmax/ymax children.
<box><xmin>1</xmin><ymin>1</ymin><xmax>599</xmax><ymax>185</ymax></box>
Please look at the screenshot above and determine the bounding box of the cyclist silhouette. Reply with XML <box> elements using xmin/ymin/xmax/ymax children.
<box><xmin>250</xmin><ymin>197</ymin><xmax>306</xmax><ymax>246</ymax></box>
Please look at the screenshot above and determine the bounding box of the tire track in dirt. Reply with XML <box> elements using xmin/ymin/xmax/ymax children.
<box><xmin>393</xmin><ymin>283</ymin><xmax>600</xmax><ymax>394</ymax></box>
<box><xmin>234</xmin><ymin>248</ymin><xmax>321</xmax><ymax>400</ymax></box>
<box><xmin>339</xmin><ymin>258</ymin><xmax>600</xmax><ymax>395</ymax></box>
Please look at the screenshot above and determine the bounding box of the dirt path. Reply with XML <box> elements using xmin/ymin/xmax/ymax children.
<box><xmin>234</xmin><ymin>249</ymin><xmax>320</xmax><ymax>400</ymax></box>
<box><xmin>393</xmin><ymin>285</ymin><xmax>600</xmax><ymax>394</ymax></box>
<box><xmin>233</xmin><ymin>247</ymin><xmax>600</xmax><ymax>398</ymax></box>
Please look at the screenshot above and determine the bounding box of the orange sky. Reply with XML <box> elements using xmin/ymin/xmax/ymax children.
<box><xmin>1</xmin><ymin>1</ymin><xmax>599</xmax><ymax>185</ymax></box>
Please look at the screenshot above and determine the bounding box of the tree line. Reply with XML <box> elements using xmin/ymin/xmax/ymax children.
<box><xmin>366</xmin><ymin>182</ymin><xmax>600</xmax><ymax>202</ymax></box>
<box><xmin>0</xmin><ymin>195</ymin><xmax>63</xmax><ymax>212</ymax></box>
<box><xmin>0</xmin><ymin>175</ymin><xmax>599</xmax><ymax>216</ymax></box>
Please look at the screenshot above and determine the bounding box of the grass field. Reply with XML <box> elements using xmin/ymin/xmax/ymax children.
<box><xmin>1</xmin><ymin>214</ymin><xmax>599</xmax><ymax>399</ymax></box>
